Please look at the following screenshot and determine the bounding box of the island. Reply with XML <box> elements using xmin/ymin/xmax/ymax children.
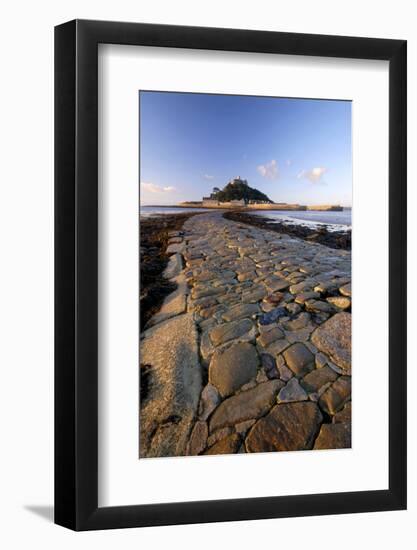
<box><xmin>178</xmin><ymin>177</ymin><xmax>343</xmax><ymax>211</ymax></box>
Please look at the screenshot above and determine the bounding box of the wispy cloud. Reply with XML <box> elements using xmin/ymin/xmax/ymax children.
<box><xmin>257</xmin><ymin>159</ymin><xmax>278</xmax><ymax>180</ymax></box>
<box><xmin>297</xmin><ymin>166</ymin><xmax>327</xmax><ymax>183</ymax></box>
<box><xmin>286</xmin><ymin>159</ymin><xmax>292</xmax><ymax>167</ymax></box>
<box><xmin>203</xmin><ymin>174</ymin><xmax>214</xmax><ymax>180</ymax></box>
<box><xmin>141</xmin><ymin>182</ymin><xmax>177</xmax><ymax>193</ymax></box>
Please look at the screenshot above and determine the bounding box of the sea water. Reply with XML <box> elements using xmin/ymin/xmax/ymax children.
<box><xmin>251</xmin><ymin>208</ymin><xmax>351</xmax><ymax>232</ymax></box>
<box><xmin>140</xmin><ymin>205</ymin><xmax>351</xmax><ymax>232</ymax></box>
<box><xmin>140</xmin><ymin>206</ymin><xmax>213</xmax><ymax>217</ymax></box>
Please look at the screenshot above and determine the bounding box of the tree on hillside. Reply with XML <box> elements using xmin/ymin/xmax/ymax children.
<box><xmin>212</xmin><ymin>179</ymin><xmax>272</xmax><ymax>203</ymax></box>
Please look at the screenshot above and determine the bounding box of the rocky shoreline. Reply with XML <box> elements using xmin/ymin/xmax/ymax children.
<box><xmin>224</xmin><ymin>211</ymin><xmax>351</xmax><ymax>250</ymax></box>
<box><xmin>139</xmin><ymin>212</ymin><xmax>201</xmax><ymax>329</ymax></box>
<box><xmin>140</xmin><ymin>211</ymin><xmax>351</xmax><ymax>457</ymax></box>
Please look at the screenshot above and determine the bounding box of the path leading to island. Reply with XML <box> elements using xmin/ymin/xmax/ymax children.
<box><xmin>140</xmin><ymin>211</ymin><xmax>352</xmax><ymax>458</ymax></box>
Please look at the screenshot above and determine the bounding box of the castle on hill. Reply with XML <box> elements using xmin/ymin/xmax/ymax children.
<box><xmin>178</xmin><ymin>176</ymin><xmax>342</xmax><ymax>211</ymax></box>
<box><xmin>202</xmin><ymin>176</ymin><xmax>268</xmax><ymax>207</ymax></box>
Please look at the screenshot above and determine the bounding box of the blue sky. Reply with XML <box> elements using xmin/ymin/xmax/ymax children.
<box><xmin>140</xmin><ymin>91</ymin><xmax>352</xmax><ymax>206</ymax></box>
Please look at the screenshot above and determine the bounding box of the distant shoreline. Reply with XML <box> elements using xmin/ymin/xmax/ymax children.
<box><xmin>144</xmin><ymin>204</ymin><xmax>350</xmax><ymax>212</ymax></box>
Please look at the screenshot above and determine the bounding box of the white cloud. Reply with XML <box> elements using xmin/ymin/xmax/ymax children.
<box><xmin>286</xmin><ymin>159</ymin><xmax>292</xmax><ymax>167</ymax></box>
<box><xmin>203</xmin><ymin>174</ymin><xmax>214</xmax><ymax>180</ymax></box>
<box><xmin>257</xmin><ymin>159</ymin><xmax>278</xmax><ymax>180</ymax></box>
<box><xmin>297</xmin><ymin>166</ymin><xmax>327</xmax><ymax>183</ymax></box>
<box><xmin>141</xmin><ymin>182</ymin><xmax>176</xmax><ymax>193</ymax></box>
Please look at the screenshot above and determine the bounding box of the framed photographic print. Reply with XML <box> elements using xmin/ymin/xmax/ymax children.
<box><xmin>55</xmin><ymin>20</ymin><xmax>407</xmax><ymax>530</ymax></box>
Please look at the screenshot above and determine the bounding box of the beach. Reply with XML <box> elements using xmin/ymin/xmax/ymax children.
<box><xmin>140</xmin><ymin>211</ymin><xmax>351</xmax><ymax>457</ymax></box>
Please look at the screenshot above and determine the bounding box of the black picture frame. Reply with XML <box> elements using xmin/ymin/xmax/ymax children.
<box><xmin>55</xmin><ymin>19</ymin><xmax>407</xmax><ymax>531</ymax></box>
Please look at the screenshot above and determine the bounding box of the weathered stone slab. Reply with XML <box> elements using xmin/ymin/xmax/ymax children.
<box><xmin>295</xmin><ymin>291</ymin><xmax>320</xmax><ymax>304</ymax></box>
<box><xmin>140</xmin><ymin>313</ymin><xmax>202</xmax><ymax>457</ymax></box>
<box><xmin>163</xmin><ymin>253</ymin><xmax>183</xmax><ymax>279</ymax></box>
<box><xmin>187</xmin><ymin>421</ymin><xmax>208</xmax><ymax>455</ymax></box>
<box><xmin>282</xmin><ymin>312</ymin><xmax>311</xmax><ymax>331</ymax></box>
<box><xmin>264</xmin><ymin>278</ymin><xmax>290</xmax><ymax>292</ymax></box>
<box><xmin>301</xmin><ymin>365</ymin><xmax>338</xmax><ymax>393</ymax></box>
<box><xmin>311</xmin><ymin>312</ymin><xmax>351</xmax><ymax>374</ymax></box>
<box><xmin>222</xmin><ymin>303</ymin><xmax>260</xmax><ymax>322</ymax></box>
<box><xmin>313</xmin><ymin>422</ymin><xmax>351</xmax><ymax>449</ymax></box>
<box><xmin>283</xmin><ymin>343</ymin><xmax>315</xmax><ymax>377</ymax></box>
<box><xmin>241</xmin><ymin>286</ymin><xmax>267</xmax><ymax>303</ymax></box>
<box><xmin>277</xmin><ymin>377</ymin><xmax>308</xmax><ymax>403</ymax></box>
<box><xmin>204</xmin><ymin>433</ymin><xmax>241</xmax><ymax>455</ymax></box>
<box><xmin>339</xmin><ymin>283</ymin><xmax>352</xmax><ymax>297</ymax></box>
<box><xmin>198</xmin><ymin>383</ymin><xmax>221</xmax><ymax>421</ymax></box>
<box><xmin>333</xmin><ymin>401</ymin><xmax>352</xmax><ymax>424</ymax></box>
<box><xmin>207</xmin><ymin>426</ymin><xmax>233</xmax><ymax>447</ymax></box>
<box><xmin>276</xmin><ymin>355</ymin><xmax>293</xmax><ymax>381</ymax></box>
<box><xmin>209</xmin><ymin>342</ymin><xmax>259</xmax><ymax>397</ymax></box>
<box><xmin>319</xmin><ymin>376</ymin><xmax>351</xmax><ymax>415</ymax></box>
<box><xmin>257</xmin><ymin>327</ymin><xmax>284</xmax><ymax>348</ymax></box>
<box><xmin>326</xmin><ymin>296</ymin><xmax>351</xmax><ymax>310</ymax></box>
<box><xmin>145</xmin><ymin>278</ymin><xmax>187</xmax><ymax>328</ymax></box>
<box><xmin>258</xmin><ymin>307</ymin><xmax>287</xmax><ymax>325</ymax></box>
<box><xmin>166</xmin><ymin>242</ymin><xmax>185</xmax><ymax>254</ymax></box>
<box><xmin>246</xmin><ymin>402</ymin><xmax>323</xmax><ymax>452</ymax></box>
<box><xmin>210</xmin><ymin>380</ymin><xmax>283</xmax><ymax>432</ymax></box>
<box><xmin>209</xmin><ymin>318</ymin><xmax>255</xmax><ymax>347</ymax></box>
<box><xmin>265</xmin><ymin>338</ymin><xmax>291</xmax><ymax>356</ymax></box>
<box><xmin>260</xmin><ymin>353</ymin><xmax>279</xmax><ymax>379</ymax></box>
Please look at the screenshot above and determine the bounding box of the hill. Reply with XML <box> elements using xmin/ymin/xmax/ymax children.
<box><xmin>212</xmin><ymin>178</ymin><xmax>272</xmax><ymax>203</ymax></box>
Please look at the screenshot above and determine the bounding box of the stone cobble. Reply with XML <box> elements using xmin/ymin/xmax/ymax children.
<box><xmin>140</xmin><ymin>212</ymin><xmax>351</xmax><ymax>456</ymax></box>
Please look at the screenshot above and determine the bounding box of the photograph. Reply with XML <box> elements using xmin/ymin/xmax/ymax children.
<box><xmin>139</xmin><ymin>91</ymin><xmax>352</xmax><ymax>458</ymax></box>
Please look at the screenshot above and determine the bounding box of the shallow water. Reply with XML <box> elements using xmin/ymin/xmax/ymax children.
<box><xmin>140</xmin><ymin>205</ymin><xmax>352</xmax><ymax>232</ymax></box>
<box><xmin>140</xmin><ymin>206</ymin><xmax>214</xmax><ymax>218</ymax></box>
<box><xmin>251</xmin><ymin>209</ymin><xmax>351</xmax><ymax>232</ymax></box>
